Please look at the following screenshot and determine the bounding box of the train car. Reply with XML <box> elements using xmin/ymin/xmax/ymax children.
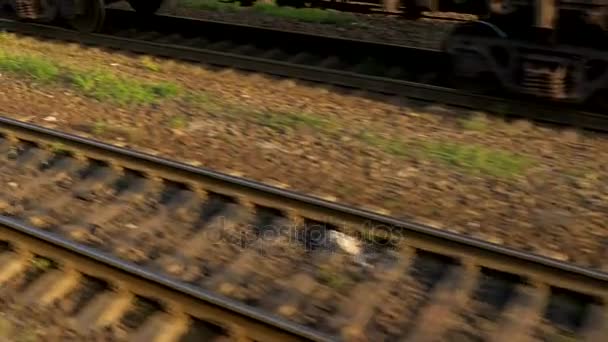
<box><xmin>6</xmin><ymin>0</ymin><xmax>171</xmax><ymax>32</ymax></box>
<box><xmin>443</xmin><ymin>0</ymin><xmax>608</xmax><ymax>106</ymax></box>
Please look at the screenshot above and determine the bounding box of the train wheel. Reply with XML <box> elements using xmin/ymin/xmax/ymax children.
<box><xmin>441</xmin><ymin>21</ymin><xmax>505</xmax><ymax>89</ymax></box>
<box><xmin>68</xmin><ymin>0</ymin><xmax>105</xmax><ymax>32</ymax></box>
<box><xmin>127</xmin><ymin>0</ymin><xmax>165</xmax><ymax>14</ymax></box>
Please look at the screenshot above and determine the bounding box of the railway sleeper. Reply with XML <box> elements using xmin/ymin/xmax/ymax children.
<box><xmin>0</xmin><ymin>234</ymin><xmax>296</xmax><ymax>341</ymax></box>
<box><xmin>0</xmin><ymin>124</ymin><xmax>607</xmax><ymax>340</ymax></box>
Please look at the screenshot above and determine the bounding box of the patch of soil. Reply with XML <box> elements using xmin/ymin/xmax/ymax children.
<box><xmin>0</xmin><ymin>33</ymin><xmax>607</xmax><ymax>273</ymax></box>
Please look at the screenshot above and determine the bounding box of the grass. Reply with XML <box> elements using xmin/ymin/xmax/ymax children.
<box><xmin>356</xmin><ymin>131</ymin><xmax>532</xmax><ymax>178</ymax></box>
<box><xmin>184</xmin><ymin>88</ymin><xmax>338</xmax><ymax>135</ymax></box>
<box><xmin>183</xmin><ymin>87</ymin><xmax>336</xmax><ymax>134</ymax></box>
<box><xmin>168</xmin><ymin>114</ymin><xmax>189</xmax><ymax>129</ymax></box>
<box><xmin>420</xmin><ymin>141</ymin><xmax>533</xmax><ymax>178</ymax></box>
<box><xmin>0</xmin><ymin>49</ymin><xmax>179</xmax><ymax>106</ymax></box>
<box><xmin>358</xmin><ymin>132</ymin><xmax>410</xmax><ymax>157</ymax></box>
<box><xmin>0</xmin><ymin>51</ymin><xmax>60</xmax><ymax>82</ymax></box>
<box><xmin>0</xmin><ymin>33</ymin><xmax>535</xmax><ymax>181</ymax></box>
<box><xmin>178</xmin><ymin>0</ymin><xmax>354</xmax><ymax>24</ymax></box>
<box><xmin>69</xmin><ymin>70</ymin><xmax>179</xmax><ymax>105</ymax></box>
<box><xmin>183</xmin><ymin>91</ymin><xmax>226</xmax><ymax>115</ymax></box>
<box><xmin>140</xmin><ymin>56</ymin><xmax>161</xmax><ymax>72</ymax></box>
<box><xmin>92</xmin><ymin>120</ymin><xmax>108</xmax><ymax>136</ymax></box>
<box><xmin>459</xmin><ymin>113</ymin><xmax>489</xmax><ymax>132</ymax></box>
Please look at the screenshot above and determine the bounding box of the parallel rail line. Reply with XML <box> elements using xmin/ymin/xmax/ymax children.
<box><xmin>0</xmin><ymin>217</ymin><xmax>325</xmax><ymax>341</ymax></box>
<box><xmin>0</xmin><ymin>116</ymin><xmax>607</xmax><ymax>340</ymax></box>
<box><xmin>1</xmin><ymin>9</ymin><xmax>607</xmax><ymax>132</ymax></box>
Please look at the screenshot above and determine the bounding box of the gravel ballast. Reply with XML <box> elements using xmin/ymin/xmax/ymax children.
<box><xmin>109</xmin><ymin>0</ymin><xmax>468</xmax><ymax>49</ymax></box>
<box><xmin>0</xmin><ymin>32</ymin><xmax>607</xmax><ymax>272</ymax></box>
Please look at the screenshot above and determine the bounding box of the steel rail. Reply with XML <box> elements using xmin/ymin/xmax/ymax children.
<box><xmin>0</xmin><ymin>115</ymin><xmax>607</xmax><ymax>293</ymax></box>
<box><xmin>0</xmin><ymin>215</ymin><xmax>333</xmax><ymax>341</ymax></box>
<box><xmin>0</xmin><ymin>12</ymin><xmax>607</xmax><ymax>132</ymax></box>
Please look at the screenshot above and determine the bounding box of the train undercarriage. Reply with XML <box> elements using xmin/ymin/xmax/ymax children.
<box><xmin>7</xmin><ymin>0</ymin><xmax>608</xmax><ymax>107</ymax></box>
<box><xmin>443</xmin><ymin>0</ymin><xmax>608</xmax><ymax>106</ymax></box>
<box><xmin>7</xmin><ymin>0</ymin><xmax>170</xmax><ymax>32</ymax></box>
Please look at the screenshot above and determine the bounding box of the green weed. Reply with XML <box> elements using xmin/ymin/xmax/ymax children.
<box><xmin>183</xmin><ymin>91</ymin><xmax>235</xmax><ymax>119</ymax></box>
<box><xmin>0</xmin><ymin>49</ymin><xmax>179</xmax><ymax>106</ymax></box>
<box><xmin>0</xmin><ymin>51</ymin><xmax>60</xmax><ymax>81</ymax></box>
<box><xmin>92</xmin><ymin>120</ymin><xmax>108</xmax><ymax>135</ymax></box>
<box><xmin>358</xmin><ymin>132</ymin><xmax>410</xmax><ymax>157</ymax></box>
<box><xmin>140</xmin><ymin>56</ymin><xmax>161</xmax><ymax>72</ymax></box>
<box><xmin>459</xmin><ymin>113</ymin><xmax>489</xmax><ymax>132</ymax></box>
<box><xmin>183</xmin><ymin>91</ymin><xmax>213</xmax><ymax>104</ymax></box>
<box><xmin>420</xmin><ymin>141</ymin><xmax>532</xmax><ymax>178</ymax></box>
<box><xmin>68</xmin><ymin>70</ymin><xmax>179</xmax><ymax>105</ymax></box>
<box><xmin>168</xmin><ymin>114</ymin><xmax>189</xmax><ymax>129</ymax></box>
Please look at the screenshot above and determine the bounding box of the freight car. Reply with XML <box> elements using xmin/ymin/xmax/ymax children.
<box><xmin>443</xmin><ymin>0</ymin><xmax>608</xmax><ymax>106</ymax></box>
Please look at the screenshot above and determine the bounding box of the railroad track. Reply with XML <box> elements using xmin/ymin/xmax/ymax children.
<box><xmin>1</xmin><ymin>8</ymin><xmax>608</xmax><ymax>132</ymax></box>
<box><xmin>0</xmin><ymin>116</ymin><xmax>607</xmax><ymax>340</ymax></box>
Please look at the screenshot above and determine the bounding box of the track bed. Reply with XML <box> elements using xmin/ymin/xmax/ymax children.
<box><xmin>110</xmin><ymin>0</ymin><xmax>471</xmax><ymax>49</ymax></box>
<box><xmin>0</xmin><ymin>117</ymin><xmax>606</xmax><ymax>340</ymax></box>
<box><xmin>0</xmin><ymin>31</ymin><xmax>607</xmax><ymax>271</ymax></box>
